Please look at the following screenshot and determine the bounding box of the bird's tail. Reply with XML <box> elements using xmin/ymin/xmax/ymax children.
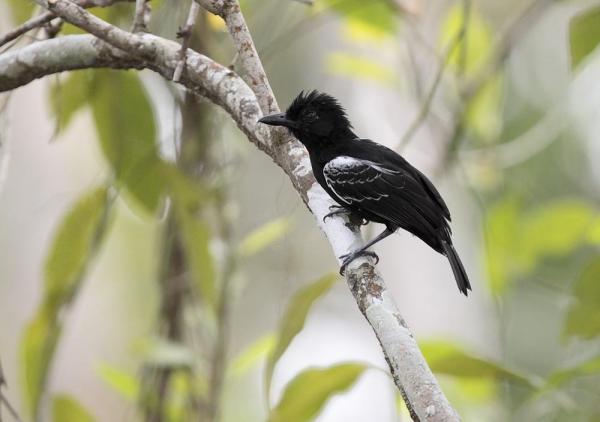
<box><xmin>442</xmin><ymin>240</ymin><xmax>471</xmax><ymax>296</ymax></box>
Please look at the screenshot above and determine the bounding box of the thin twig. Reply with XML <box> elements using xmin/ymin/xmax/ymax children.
<box><xmin>458</xmin><ymin>0</ymin><xmax>471</xmax><ymax>78</ymax></box>
<box><xmin>439</xmin><ymin>0</ymin><xmax>553</xmax><ymax>171</ymax></box>
<box><xmin>0</xmin><ymin>393</ymin><xmax>23</xmax><ymax>422</ymax></box>
<box><xmin>0</xmin><ymin>0</ymin><xmax>134</xmax><ymax>49</ymax></box>
<box><xmin>0</xmin><ymin>13</ymin><xmax>55</xmax><ymax>48</ymax></box>
<box><xmin>132</xmin><ymin>0</ymin><xmax>149</xmax><ymax>32</ymax></box>
<box><xmin>397</xmin><ymin>6</ymin><xmax>469</xmax><ymax>151</ymax></box>
<box><xmin>173</xmin><ymin>2</ymin><xmax>201</xmax><ymax>82</ymax></box>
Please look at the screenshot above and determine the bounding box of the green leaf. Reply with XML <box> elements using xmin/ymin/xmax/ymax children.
<box><xmin>96</xmin><ymin>364</ymin><xmax>139</xmax><ymax>400</ymax></box>
<box><xmin>342</xmin><ymin>16</ymin><xmax>392</xmax><ymax>42</ymax></box>
<box><xmin>326</xmin><ymin>52</ymin><xmax>396</xmax><ymax>85</ymax></box>
<box><xmin>52</xmin><ymin>70</ymin><xmax>162</xmax><ymax>212</ymax></box>
<box><xmin>321</xmin><ymin>0</ymin><xmax>397</xmax><ymax>36</ymax></box>
<box><xmin>45</xmin><ymin>187</ymin><xmax>108</xmax><ymax>311</ymax></box>
<box><xmin>440</xmin><ymin>4</ymin><xmax>493</xmax><ymax>76</ymax></box>
<box><xmin>22</xmin><ymin>187</ymin><xmax>109</xmax><ymax>417</ymax></box>
<box><xmin>546</xmin><ymin>355</ymin><xmax>600</xmax><ymax>389</ymax></box>
<box><xmin>520</xmin><ymin>200</ymin><xmax>596</xmax><ymax>270</ymax></box>
<box><xmin>484</xmin><ymin>197</ymin><xmax>599</xmax><ymax>294</ymax></box>
<box><xmin>21</xmin><ymin>313</ymin><xmax>60</xmax><ymax>417</ymax></box>
<box><xmin>229</xmin><ymin>333</ymin><xmax>276</xmax><ymax>377</ymax></box>
<box><xmin>269</xmin><ymin>363</ymin><xmax>366</xmax><ymax>422</ymax></box>
<box><xmin>52</xmin><ymin>394</ymin><xmax>95</xmax><ymax>422</ymax></box>
<box><xmin>420</xmin><ymin>340</ymin><xmax>531</xmax><ymax>384</ymax></box>
<box><xmin>265</xmin><ymin>274</ymin><xmax>338</xmax><ymax>398</ymax></box>
<box><xmin>569</xmin><ymin>6</ymin><xmax>600</xmax><ymax>69</ymax></box>
<box><xmin>166</xmin><ymin>165</ymin><xmax>215</xmax><ymax>306</ymax></box>
<box><xmin>89</xmin><ymin>70</ymin><xmax>162</xmax><ymax>212</ymax></box>
<box><xmin>51</xmin><ymin>71</ymin><xmax>94</xmax><ymax>131</ymax></box>
<box><xmin>484</xmin><ymin>196</ymin><xmax>520</xmax><ymax>294</ymax></box>
<box><xmin>564</xmin><ymin>258</ymin><xmax>600</xmax><ymax>339</ymax></box>
<box><xmin>239</xmin><ymin>218</ymin><xmax>292</xmax><ymax>256</ymax></box>
<box><xmin>465</xmin><ymin>75</ymin><xmax>503</xmax><ymax>142</ymax></box>
<box><xmin>586</xmin><ymin>216</ymin><xmax>600</xmax><ymax>245</ymax></box>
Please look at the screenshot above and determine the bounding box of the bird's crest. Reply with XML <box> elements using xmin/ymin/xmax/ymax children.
<box><xmin>286</xmin><ymin>90</ymin><xmax>352</xmax><ymax>130</ymax></box>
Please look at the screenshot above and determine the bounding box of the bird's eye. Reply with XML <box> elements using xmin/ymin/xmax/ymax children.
<box><xmin>305</xmin><ymin>110</ymin><xmax>318</xmax><ymax>122</ymax></box>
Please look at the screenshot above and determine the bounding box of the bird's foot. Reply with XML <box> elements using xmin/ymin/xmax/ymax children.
<box><xmin>339</xmin><ymin>250</ymin><xmax>379</xmax><ymax>275</ymax></box>
<box><xmin>323</xmin><ymin>205</ymin><xmax>350</xmax><ymax>222</ymax></box>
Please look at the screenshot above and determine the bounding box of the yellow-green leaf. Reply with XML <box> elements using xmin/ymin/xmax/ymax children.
<box><xmin>484</xmin><ymin>197</ymin><xmax>599</xmax><ymax>294</ymax></box>
<box><xmin>321</xmin><ymin>0</ymin><xmax>397</xmax><ymax>36</ymax></box>
<box><xmin>440</xmin><ymin>4</ymin><xmax>492</xmax><ymax>76</ymax></box>
<box><xmin>564</xmin><ymin>258</ymin><xmax>600</xmax><ymax>339</ymax></box>
<box><xmin>22</xmin><ymin>187</ymin><xmax>109</xmax><ymax>417</ymax></box>
<box><xmin>465</xmin><ymin>75</ymin><xmax>503</xmax><ymax>142</ymax></box>
<box><xmin>521</xmin><ymin>200</ymin><xmax>596</xmax><ymax>270</ymax></box>
<box><xmin>546</xmin><ymin>354</ymin><xmax>600</xmax><ymax>389</ymax></box>
<box><xmin>484</xmin><ymin>196</ymin><xmax>520</xmax><ymax>294</ymax></box>
<box><xmin>266</xmin><ymin>274</ymin><xmax>338</xmax><ymax>397</ymax></box>
<box><xmin>229</xmin><ymin>333</ymin><xmax>276</xmax><ymax>377</ymax></box>
<box><xmin>569</xmin><ymin>6</ymin><xmax>600</xmax><ymax>70</ymax></box>
<box><xmin>21</xmin><ymin>313</ymin><xmax>60</xmax><ymax>417</ymax></box>
<box><xmin>269</xmin><ymin>363</ymin><xmax>365</xmax><ymax>422</ymax></box>
<box><xmin>420</xmin><ymin>340</ymin><xmax>531</xmax><ymax>384</ymax></box>
<box><xmin>89</xmin><ymin>70</ymin><xmax>162</xmax><ymax>212</ymax></box>
<box><xmin>52</xmin><ymin>394</ymin><xmax>95</xmax><ymax>422</ymax></box>
<box><xmin>239</xmin><ymin>218</ymin><xmax>292</xmax><ymax>256</ymax></box>
<box><xmin>45</xmin><ymin>187</ymin><xmax>108</xmax><ymax>311</ymax></box>
<box><xmin>326</xmin><ymin>52</ymin><xmax>396</xmax><ymax>85</ymax></box>
<box><xmin>50</xmin><ymin>71</ymin><xmax>94</xmax><ymax>131</ymax></box>
<box><xmin>96</xmin><ymin>364</ymin><xmax>139</xmax><ymax>400</ymax></box>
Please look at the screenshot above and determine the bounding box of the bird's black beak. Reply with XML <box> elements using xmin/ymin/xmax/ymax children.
<box><xmin>258</xmin><ymin>113</ymin><xmax>297</xmax><ymax>129</ymax></box>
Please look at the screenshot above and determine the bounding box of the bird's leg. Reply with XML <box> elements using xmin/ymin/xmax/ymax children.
<box><xmin>323</xmin><ymin>204</ymin><xmax>350</xmax><ymax>222</ymax></box>
<box><xmin>339</xmin><ymin>227</ymin><xmax>395</xmax><ymax>275</ymax></box>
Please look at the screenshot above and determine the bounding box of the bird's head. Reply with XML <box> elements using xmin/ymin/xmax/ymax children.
<box><xmin>258</xmin><ymin>90</ymin><xmax>353</xmax><ymax>145</ymax></box>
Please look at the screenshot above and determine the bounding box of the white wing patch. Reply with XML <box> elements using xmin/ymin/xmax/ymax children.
<box><xmin>323</xmin><ymin>156</ymin><xmax>400</xmax><ymax>204</ymax></box>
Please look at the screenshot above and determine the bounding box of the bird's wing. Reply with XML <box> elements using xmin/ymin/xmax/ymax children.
<box><xmin>323</xmin><ymin>155</ymin><xmax>447</xmax><ymax>240</ymax></box>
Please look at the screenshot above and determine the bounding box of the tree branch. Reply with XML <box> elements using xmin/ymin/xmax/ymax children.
<box><xmin>2</xmin><ymin>0</ymin><xmax>459</xmax><ymax>418</ymax></box>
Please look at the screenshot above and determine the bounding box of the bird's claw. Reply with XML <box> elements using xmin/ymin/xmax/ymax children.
<box><xmin>322</xmin><ymin>205</ymin><xmax>349</xmax><ymax>223</ymax></box>
<box><xmin>338</xmin><ymin>250</ymin><xmax>379</xmax><ymax>275</ymax></box>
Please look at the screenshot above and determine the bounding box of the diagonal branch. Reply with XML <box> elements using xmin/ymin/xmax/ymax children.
<box><xmin>4</xmin><ymin>0</ymin><xmax>459</xmax><ymax>419</ymax></box>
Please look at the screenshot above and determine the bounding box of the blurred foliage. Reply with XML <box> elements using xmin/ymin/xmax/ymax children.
<box><xmin>319</xmin><ymin>0</ymin><xmax>397</xmax><ymax>36</ymax></box>
<box><xmin>564</xmin><ymin>258</ymin><xmax>600</xmax><ymax>339</ymax></box>
<box><xmin>268</xmin><ymin>363</ymin><xmax>366</xmax><ymax>422</ymax></box>
<box><xmin>21</xmin><ymin>187</ymin><xmax>110</xmax><ymax>419</ymax></box>
<box><xmin>53</xmin><ymin>70</ymin><xmax>163</xmax><ymax>212</ymax></box>
<box><xmin>97</xmin><ymin>363</ymin><xmax>140</xmax><ymax>401</ymax></box>
<box><xmin>4</xmin><ymin>0</ymin><xmax>600</xmax><ymax>421</ymax></box>
<box><xmin>326</xmin><ymin>52</ymin><xmax>396</xmax><ymax>86</ymax></box>
<box><xmin>265</xmin><ymin>273</ymin><xmax>338</xmax><ymax>399</ymax></box>
<box><xmin>52</xmin><ymin>395</ymin><xmax>95</xmax><ymax>422</ymax></box>
<box><xmin>441</xmin><ymin>4</ymin><xmax>492</xmax><ymax>76</ymax></box>
<box><xmin>239</xmin><ymin>218</ymin><xmax>292</xmax><ymax>256</ymax></box>
<box><xmin>421</xmin><ymin>340</ymin><xmax>532</xmax><ymax>385</ymax></box>
<box><xmin>440</xmin><ymin>4</ymin><xmax>503</xmax><ymax>143</ymax></box>
<box><xmin>569</xmin><ymin>5</ymin><xmax>600</xmax><ymax>70</ymax></box>
<box><xmin>229</xmin><ymin>333</ymin><xmax>275</xmax><ymax>377</ymax></box>
<box><xmin>485</xmin><ymin>197</ymin><xmax>599</xmax><ymax>294</ymax></box>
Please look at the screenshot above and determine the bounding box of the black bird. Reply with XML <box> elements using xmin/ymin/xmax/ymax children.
<box><xmin>259</xmin><ymin>91</ymin><xmax>471</xmax><ymax>295</ymax></box>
